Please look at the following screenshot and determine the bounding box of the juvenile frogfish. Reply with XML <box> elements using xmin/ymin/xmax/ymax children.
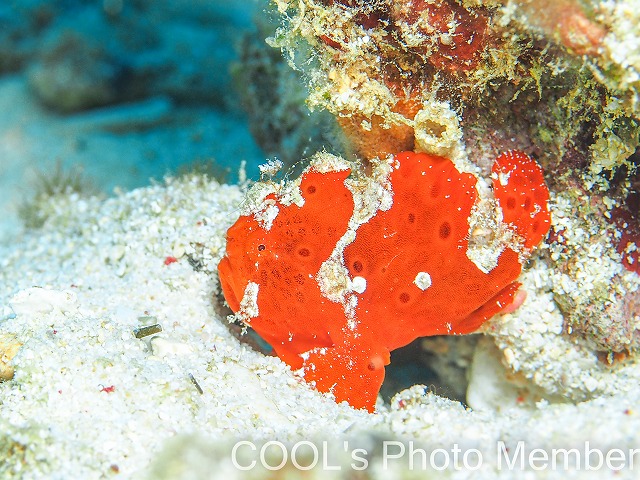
<box><xmin>218</xmin><ymin>151</ymin><xmax>550</xmax><ymax>411</ymax></box>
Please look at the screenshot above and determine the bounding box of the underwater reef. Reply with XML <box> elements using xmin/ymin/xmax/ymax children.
<box><xmin>2</xmin><ymin>0</ymin><xmax>640</xmax><ymax>478</ymax></box>
<box><xmin>253</xmin><ymin>0</ymin><xmax>640</xmax><ymax>403</ymax></box>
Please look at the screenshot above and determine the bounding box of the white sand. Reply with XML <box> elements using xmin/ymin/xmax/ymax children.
<box><xmin>1</xmin><ymin>172</ymin><xmax>640</xmax><ymax>479</ymax></box>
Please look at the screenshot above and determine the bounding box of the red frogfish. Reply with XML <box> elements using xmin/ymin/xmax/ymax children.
<box><xmin>217</xmin><ymin>151</ymin><xmax>550</xmax><ymax>411</ymax></box>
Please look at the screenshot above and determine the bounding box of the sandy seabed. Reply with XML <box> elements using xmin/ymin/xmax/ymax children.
<box><xmin>0</xmin><ymin>169</ymin><xmax>639</xmax><ymax>479</ymax></box>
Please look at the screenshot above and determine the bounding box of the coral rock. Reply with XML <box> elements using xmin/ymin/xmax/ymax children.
<box><xmin>611</xmin><ymin>189</ymin><xmax>640</xmax><ymax>275</ymax></box>
<box><xmin>218</xmin><ymin>151</ymin><xmax>550</xmax><ymax>411</ymax></box>
<box><xmin>390</xmin><ymin>0</ymin><xmax>489</xmax><ymax>73</ymax></box>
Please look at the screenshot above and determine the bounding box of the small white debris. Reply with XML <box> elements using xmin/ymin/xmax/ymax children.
<box><xmin>110</xmin><ymin>244</ymin><xmax>126</xmax><ymax>262</ymax></box>
<box><xmin>351</xmin><ymin>276</ymin><xmax>367</xmax><ymax>294</ymax></box>
<box><xmin>150</xmin><ymin>337</ymin><xmax>194</xmax><ymax>357</ymax></box>
<box><xmin>258</xmin><ymin>159</ymin><xmax>284</xmax><ymax>178</ymax></box>
<box><xmin>9</xmin><ymin>287</ymin><xmax>78</xmax><ymax>315</ymax></box>
<box><xmin>172</xmin><ymin>241</ymin><xmax>186</xmax><ymax>259</ymax></box>
<box><xmin>255</xmin><ymin>200</ymin><xmax>279</xmax><ymax>231</ymax></box>
<box><xmin>413</xmin><ymin>272</ymin><xmax>432</xmax><ymax>291</ymax></box>
<box><xmin>584</xmin><ymin>376</ymin><xmax>599</xmax><ymax>393</ymax></box>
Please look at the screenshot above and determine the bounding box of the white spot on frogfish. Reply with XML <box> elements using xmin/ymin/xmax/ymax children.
<box><xmin>413</xmin><ymin>272</ymin><xmax>432</xmax><ymax>291</ymax></box>
<box><xmin>351</xmin><ymin>276</ymin><xmax>367</xmax><ymax>294</ymax></box>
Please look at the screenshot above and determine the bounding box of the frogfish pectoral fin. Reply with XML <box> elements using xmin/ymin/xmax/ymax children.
<box><xmin>300</xmin><ymin>338</ymin><xmax>389</xmax><ymax>412</ymax></box>
<box><xmin>452</xmin><ymin>281</ymin><xmax>522</xmax><ymax>334</ymax></box>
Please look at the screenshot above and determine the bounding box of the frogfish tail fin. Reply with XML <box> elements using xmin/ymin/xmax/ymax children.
<box><xmin>301</xmin><ymin>336</ymin><xmax>389</xmax><ymax>412</ymax></box>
